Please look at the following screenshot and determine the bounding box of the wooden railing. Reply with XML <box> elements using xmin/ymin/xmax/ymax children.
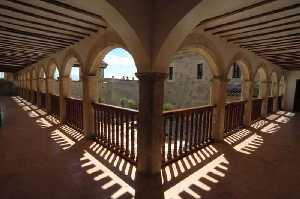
<box><xmin>40</xmin><ymin>92</ymin><xmax>46</xmax><ymax>109</ymax></box>
<box><xmin>267</xmin><ymin>97</ymin><xmax>274</xmax><ymax>114</ymax></box>
<box><xmin>251</xmin><ymin>98</ymin><xmax>263</xmax><ymax>121</ymax></box>
<box><xmin>32</xmin><ymin>91</ymin><xmax>38</xmax><ymax>105</ymax></box>
<box><xmin>278</xmin><ymin>96</ymin><xmax>283</xmax><ymax>110</ymax></box>
<box><xmin>224</xmin><ymin>101</ymin><xmax>245</xmax><ymax>135</ymax></box>
<box><xmin>162</xmin><ymin>105</ymin><xmax>215</xmax><ymax>165</ymax></box>
<box><xmin>92</xmin><ymin>103</ymin><xmax>138</xmax><ymax>164</ymax></box>
<box><xmin>65</xmin><ymin>97</ymin><xmax>83</xmax><ymax>131</ymax></box>
<box><xmin>50</xmin><ymin>94</ymin><xmax>60</xmax><ymax>118</ymax></box>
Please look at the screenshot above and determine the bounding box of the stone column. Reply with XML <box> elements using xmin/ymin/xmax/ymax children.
<box><xmin>273</xmin><ymin>81</ymin><xmax>279</xmax><ymax>113</ymax></box>
<box><xmin>98</xmin><ymin>62</ymin><xmax>107</xmax><ymax>103</ymax></box>
<box><xmin>260</xmin><ymin>81</ymin><xmax>269</xmax><ymax>117</ymax></box>
<box><xmin>46</xmin><ymin>78</ymin><xmax>53</xmax><ymax>112</ymax></box>
<box><xmin>135</xmin><ymin>72</ymin><xmax>166</xmax><ymax>199</ymax></box>
<box><xmin>82</xmin><ymin>74</ymin><xmax>98</xmax><ymax>138</ymax></box>
<box><xmin>210</xmin><ymin>77</ymin><xmax>227</xmax><ymax>141</ymax></box>
<box><xmin>242</xmin><ymin>80</ymin><xmax>253</xmax><ymax>126</ymax></box>
<box><xmin>59</xmin><ymin>76</ymin><xmax>71</xmax><ymax>122</ymax></box>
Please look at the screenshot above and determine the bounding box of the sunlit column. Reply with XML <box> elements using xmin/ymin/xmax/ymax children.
<box><xmin>135</xmin><ymin>72</ymin><xmax>166</xmax><ymax>199</ymax></box>
<box><xmin>273</xmin><ymin>80</ymin><xmax>279</xmax><ymax>112</ymax></box>
<box><xmin>59</xmin><ymin>76</ymin><xmax>71</xmax><ymax>122</ymax></box>
<box><xmin>260</xmin><ymin>80</ymin><xmax>269</xmax><ymax>117</ymax></box>
<box><xmin>45</xmin><ymin>77</ymin><xmax>53</xmax><ymax>112</ymax></box>
<box><xmin>211</xmin><ymin>76</ymin><xmax>227</xmax><ymax>141</ymax></box>
<box><xmin>242</xmin><ymin>80</ymin><xmax>253</xmax><ymax>126</ymax></box>
<box><xmin>82</xmin><ymin>74</ymin><xmax>98</xmax><ymax>137</ymax></box>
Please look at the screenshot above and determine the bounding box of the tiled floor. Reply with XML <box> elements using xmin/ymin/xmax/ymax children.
<box><xmin>0</xmin><ymin>96</ymin><xmax>300</xmax><ymax>199</ymax></box>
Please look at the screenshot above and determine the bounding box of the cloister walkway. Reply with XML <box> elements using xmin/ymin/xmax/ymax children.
<box><xmin>0</xmin><ymin>96</ymin><xmax>300</xmax><ymax>199</ymax></box>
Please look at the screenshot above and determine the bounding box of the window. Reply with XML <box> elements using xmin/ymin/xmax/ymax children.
<box><xmin>197</xmin><ymin>63</ymin><xmax>203</xmax><ymax>79</ymax></box>
<box><xmin>53</xmin><ymin>68</ymin><xmax>59</xmax><ymax>80</ymax></box>
<box><xmin>168</xmin><ymin>66</ymin><xmax>174</xmax><ymax>80</ymax></box>
<box><xmin>0</xmin><ymin>72</ymin><xmax>4</xmax><ymax>79</ymax></box>
<box><xmin>232</xmin><ymin>63</ymin><xmax>241</xmax><ymax>78</ymax></box>
<box><xmin>70</xmin><ymin>65</ymin><xmax>80</xmax><ymax>81</ymax></box>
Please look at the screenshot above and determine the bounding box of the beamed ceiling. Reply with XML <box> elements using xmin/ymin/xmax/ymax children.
<box><xmin>198</xmin><ymin>0</ymin><xmax>300</xmax><ymax>71</ymax></box>
<box><xmin>0</xmin><ymin>0</ymin><xmax>107</xmax><ymax>73</ymax></box>
<box><xmin>0</xmin><ymin>0</ymin><xmax>299</xmax><ymax>73</ymax></box>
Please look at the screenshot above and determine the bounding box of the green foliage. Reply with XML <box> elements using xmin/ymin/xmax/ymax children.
<box><xmin>127</xmin><ymin>99</ymin><xmax>137</xmax><ymax>109</ymax></box>
<box><xmin>120</xmin><ymin>97</ymin><xmax>137</xmax><ymax>109</ymax></box>
<box><xmin>163</xmin><ymin>102</ymin><xmax>173</xmax><ymax>111</ymax></box>
<box><xmin>120</xmin><ymin>97</ymin><xmax>129</xmax><ymax>107</ymax></box>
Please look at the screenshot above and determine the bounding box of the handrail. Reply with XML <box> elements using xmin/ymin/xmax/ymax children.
<box><xmin>163</xmin><ymin>104</ymin><xmax>216</xmax><ymax>115</ymax></box>
<box><xmin>92</xmin><ymin>102</ymin><xmax>139</xmax><ymax>114</ymax></box>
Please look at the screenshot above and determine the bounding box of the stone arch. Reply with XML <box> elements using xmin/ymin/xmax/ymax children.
<box><xmin>271</xmin><ymin>71</ymin><xmax>279</xmax><ymax>97</ymax></box>
<box><xmin>47</xmin><ymin>58</ymin><xmax>59</xmax><ymax>78</ymax></box>
<box><xmin>38</xmin><ymin>65</ymin><xmax>46</xmax><ymax>79</ymax></box>
<box><xmin>226</xmin><ymin>52</ymin><xmax>252</xmax><ymax>81</ymax></box>
<box><xmin>253</xmin><ymin>64</ymin><xmax>268</xmax><ymax>98</ymax></box>
<box><xmin>61</xmin><ymin>48</ymin><xmax>84</xmax><ymax>77</ymax></box>
<box><xmin>176</xmin><ymin>35</ymin><xmax>225</xmax><ymax>78</ymax></box>
<box><xmin>86</xmin><ymin>39</ymin><xmax>127</xmax><ymax>75</ymax></box>
<box><xmin>279</xmin><ymin>75</ymin><xmax>286</xmax><ymax>96</ymax></box>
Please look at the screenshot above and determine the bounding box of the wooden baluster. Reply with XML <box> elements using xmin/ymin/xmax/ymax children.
<box><xmin>162</xmin><ymin>116</ymin><xmax>166</xmax><ymax>163</ymax></box>
<box><xmin>130</xmin><ymin>113</ymin><xmax>135</xmax><ymax>160</ymax></box>
<box><xmin>198</xmin><ymin>111</ymin><xmax>203</xmax><ymax>146</ymax></box>
<box><xmin>173</xmin><ymin>114</ymin><xmax>178</xmax><ymax>157</ymax></box>
<box><xmin>125</xmin><ymin>113</ymin><xmax>130</xmax><ymax>156</ymax></box>
<box><xmin>107</xmin><ymin>108</ymin><xmax>111</xmax><ymax>146</ymax></box>
<box><xmin>193</xmin><ymin>111</ymin><xmax>199</xmax><ymax>149</ymax></box>
<box><xmin>120</xmin><ymin>112</ymin><xmax>125</xmax><ymax>153</ymax></box>
<box><xmin>179</xmin><ymin>113</ymin><xmax>184</xmax><ymax>155</ymax></box>
<box><xmin>167</xmin><ymin>115</ymin><xmax>173</xmax><ymax>160</ymax></box>
<box><xmin>184</xmin><ymin>112</ymin><xmax>189</xmax><ymax>153</ymax></box>
<box><xmin>189</xmin><ymin>111</ymin><xmax>194</xmax><ymax>151</ymax></box>
<box><xmin>209</xmin><ymin>108</ymin><xmax>213</xmax><ymax>140</ymax></box>
<box><xmin>116</xmin><ymin>110</ymin><xmax>120</xmax><ymax>150</ymax></box>
<box><xmin>112</xmin><ymin>110</ymin><xmax>115</xmax><ymax>148</ymax></box>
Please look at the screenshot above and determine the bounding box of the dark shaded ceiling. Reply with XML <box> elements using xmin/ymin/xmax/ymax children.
<box><xmin>0</xmin><ymin>0</ymin><xmax>299</xmax><ymax>73</ymax></box>
<box><xmin>198</xmin><ymin>0</ymin><xmax>300</xmax><ymax>70</ymax></box>
<box><xmin>0</xmin><ymin>0</ymin><xmax>106</xmax><ymax>73</ymax></box>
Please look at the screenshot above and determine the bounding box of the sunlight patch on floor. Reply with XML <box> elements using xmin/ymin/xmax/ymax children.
<box><xmin>260</xmin><ymin>123</ymin><xmax>281</xmax><ymax>134</ymax></box>
<box><xmin>50</xmin><ymin>129</ymin><xmax>75</xmax><ymax>150</ymax></box>
<box><xmin>161</xmin><ymin>145</ymin><xmax>219</xmax><ymax>184</ymax></box>
<box><xmin>60</xmin><ymin>125</ymin><xmax>85</xmax><ymax>141</ymax></box>
<box><xmin>275</xmin><ymin>116</ymin><xmax>290</xmax><ymax>123</ymax></box>
<box><xmin>224</xmin><ymin>129</ymin><xmax>252</xmax><ymax>145</ymax></box>
<box><xmin>251</xmin><ymin>120</ymin><xmax>269</xmax><ymax>129</ymax></box>
<box><xmin>164</xmin><ymin>154</ymin><xmax>229</xmax><ymax>199</ymax></box>
<box><xmin>36</xmin><ymin>117</ymin><xmax>53</xmax><ymax>128</ymax></box>
<box><xmin>80</xmin><ymin>150</ymin><xmax>135</xmax><ymax>199</ymax></box>
<box><xmin>233</xmin><ymin>134</ymin><xmax>263</xmax><ymax>155</ymax></box>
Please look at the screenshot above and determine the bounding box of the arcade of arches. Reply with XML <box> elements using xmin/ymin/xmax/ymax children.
<box><xmin>0</xmin><ymin>1</ymin><xmax>300</xmax><ymax>199</ymax></box>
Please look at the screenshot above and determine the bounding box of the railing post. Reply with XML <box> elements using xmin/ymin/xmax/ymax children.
<box><xmin>59</xmin><ymin>76</ymin><xmax>71</xmax><ymax>122</ymax></box>
<box><xmin>211</xmin><ymin>76</ymin><xmax>226</xmax><ymax>141</ymax></box>
<box><xmin>82</xmin><ymin>74</ymin><xmax>98</xmax><ymax>138</ymax></box>
<box><xmin>273</xmin><ymin>80</ymin><xmax>279</xmax><ymax>113</ymax></box>
<box><xmin>242</xmin><ymin>80</ymin><xmax>253</xmax><ymax>126</ymax></box>
<box><xmin>45</xmin><ymin>77</ymin><xmax>53</xmax><ymax>112</ymax></box>
<box><xmin>135</xmin><ymin>72</ymin><xmax>166</xmax><ymax>199</ymax></box>
<box><xmin>260</xmin><ymin>80</ymin><xmax>269</xmax><ymax>117</ymax></box>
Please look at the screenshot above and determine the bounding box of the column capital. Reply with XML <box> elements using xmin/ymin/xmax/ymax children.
<box><xmin>135</xmin><ymin>72</ymin><xmax>168</xmax><ymax>81</ymax></box>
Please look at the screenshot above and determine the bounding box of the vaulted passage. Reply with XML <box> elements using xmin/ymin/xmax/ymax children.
<box><xmin>1</xmin><ymin>96</ymin><xmax>299</xmax><ymax>199</ymax></box>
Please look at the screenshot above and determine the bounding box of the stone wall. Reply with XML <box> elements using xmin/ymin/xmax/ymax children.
<box><xmin>164</xmin><ymin>51</ymin><xmax>212</xmax><ymax>109</ymax></box>
<box><xmin>102</xmin><ymin>78</ymin><xmax>138</xmax><ymax>106</ymax></box>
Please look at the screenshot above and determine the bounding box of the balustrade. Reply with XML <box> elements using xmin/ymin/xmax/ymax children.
<box><xmin>50</xmin><ymin>94</ymin><xmax>60</xmax><ymax>118</ymax></box>
<box><xmin>224</xmin><ymin>101</ymin><xmax>245</xmax><ymax>135</ymax></box>
<box><xmin>65</xmin><ymin>97</ymin><xmax>83</xmax><ymax>131</ymax></box>
<box><xmin>92</xmin><ymin>103</ymin><xmax>138</xmax><ymax>164</ymax></box>
<box><xmin>278</xmin><ymin>96</ymin><xmax>283</xmax><ymax>110</ymax></box>
<box><xmin>251</xmin><ymin>98</ymin><xmax>263</xmax><ymax>121</ymax></box>
<box><xmin>40</xmin><ymin>93</ymin><xmax>46</xmax><ymax>109</ymax></box>
<box><xmin>162</xmin><ymin>105</ymin><xmax>215</xmax><ymax>165</ymax></box>
<box><xmin>267</xmin><ymin>97</ymin><xmax>274</xmax><ymax>114</ymax></box>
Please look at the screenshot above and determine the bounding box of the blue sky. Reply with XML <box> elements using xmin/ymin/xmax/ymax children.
<box><xmin>67</xmin><ymin>48</ymin><xmax>137</xmax><ymax>81</ymax></box>
<box><xmin>103</xmin><ymin>48</ymin><xmax>137</xmax><ymax>79</ymax></box>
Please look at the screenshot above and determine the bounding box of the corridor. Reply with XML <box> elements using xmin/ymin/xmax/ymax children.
<box><xmin>0</xmin><ymin>96</ymin><xmax>299</xmax><ymax>199</ymax></box>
